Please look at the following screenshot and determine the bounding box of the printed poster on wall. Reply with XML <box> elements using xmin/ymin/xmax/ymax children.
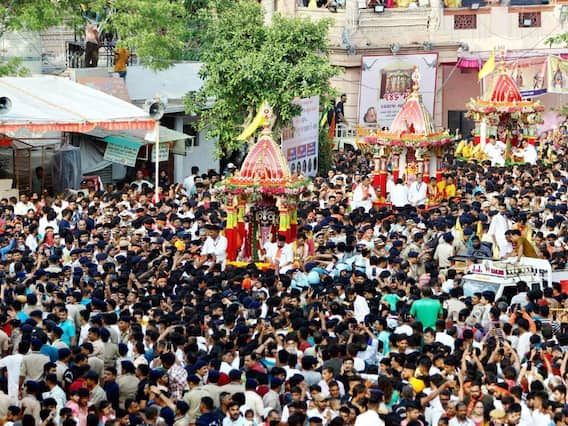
<box><xmin>281</xmin><ymin>95</ymin><xmax>319</xmax><ymax>177</ymax></box>
<box><xmin>547</xmin><ymin>56</ymin><xmax>568</xmax><ymax>94</ymax></box>
<box><xmin>483</xmin><ymin>56</ymin><xmax>547</xmax><ymax>98</ymax></box>
<box><xmin>359</xmin><ymin>53</ymin><xmax>438</xmax><ymax>129</ymax></box>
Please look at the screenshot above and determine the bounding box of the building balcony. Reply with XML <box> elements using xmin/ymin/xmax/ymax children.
<box><xmin>65</xmin><ymin>41</ymin><xmax>136</xmax><ymax>69</ymax></box>
<box><xmin>292</xmin><ymin>0</ymin><xmax>567</xmax><ymax>54</ymax></box>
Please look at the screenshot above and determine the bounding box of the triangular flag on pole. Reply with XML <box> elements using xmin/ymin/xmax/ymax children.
<box><xmin>478</xmin><ymin>50</ymin><xmax>496</xmax><ymax>81</ymax></box>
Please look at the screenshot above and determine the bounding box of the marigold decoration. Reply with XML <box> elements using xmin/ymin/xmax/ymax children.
<box><xmin>212</xmin><ymin>105</ymin><xmax>309</xmax><ymax>264</ymax></box>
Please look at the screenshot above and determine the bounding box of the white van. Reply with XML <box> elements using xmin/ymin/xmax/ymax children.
<box><xmin>461</xmin><ymin>257</ymin><xmax>553</xmax><ymax>302</ymax></box>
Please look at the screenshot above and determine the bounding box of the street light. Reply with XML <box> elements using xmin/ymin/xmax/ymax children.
<box><xmin>144</xmin><ymin>95</ymin><xmax>167</xmax><ymax>204</ymax></box>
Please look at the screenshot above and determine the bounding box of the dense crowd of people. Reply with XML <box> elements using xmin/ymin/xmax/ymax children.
<box><xmin>1</xmin><ymin>124</ymin><xmax>568</xmax><ymax>426</ymax></box>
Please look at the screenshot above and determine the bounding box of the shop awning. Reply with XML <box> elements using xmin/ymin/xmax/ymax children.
<box><xmin>0</xmin><ymin>76</ymin><xmax>155</xmax><ymax>134</ymax></box>
<box><xmin>84</xmin><ymin>125</ymin><xmax>190</xmax><ymax>155</ymax></box>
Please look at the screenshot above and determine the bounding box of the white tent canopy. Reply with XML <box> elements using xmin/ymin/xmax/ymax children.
<box><xmin>0</xmin><ymin>76</ymin><xmax>155</xmax><ymax>135</ymax></box>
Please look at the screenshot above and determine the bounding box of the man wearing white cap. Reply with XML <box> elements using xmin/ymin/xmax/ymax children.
<box><xmin>225</xmin><ymin>163</ymin><xmax>237</xmax><ymax>178</ymax></box>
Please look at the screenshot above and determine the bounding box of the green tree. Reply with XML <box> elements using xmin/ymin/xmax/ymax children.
<box><xmin>0</xmin><ymin>0</ymin><xmax>200</xmax><ymax>73</ymax></box>
<box><xmin>185</xmin><ymin>0</ymin><xmax>339</xmax><ymax>156</ymax></box>
<box><xmin>0</xmin><ymin>0</ymin><xmax>82</xmax><ymax>39</ymax></box>
<box><xmin>547</xmin><ymin>33</ymin><xmax>568</xmax><ymax>49</ymax></box>
<box><xmin>87</xmin><ymin>0</ymin><xmax>195</xmax><ymax>67</ymax></box>
<box><xmin>318</xmin><ymin>124</ymin><xmax>334</xmax><ymax>175</ymax></box>
<box><xmin>0</xmin><ymin>0</ymin><xmax>84</xmax><ymax>76</ymax></box>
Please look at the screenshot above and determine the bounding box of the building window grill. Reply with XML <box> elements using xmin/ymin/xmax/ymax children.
<box><xmin>454</xmin><ymin>14</ymin><xmax>477</xmax><ymax>30</ymax></box>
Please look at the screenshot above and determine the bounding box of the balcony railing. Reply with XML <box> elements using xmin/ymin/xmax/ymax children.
<box><xmin>66</xmin><ymin>41</ymin><xmax>136</xmax><ymax>69</ymax></box>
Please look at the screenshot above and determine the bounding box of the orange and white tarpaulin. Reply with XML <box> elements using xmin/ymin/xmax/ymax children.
<box><xmin>0</xmin><ymin>76</ymin><xmax>154</xmax><ymax>135</ymax></box>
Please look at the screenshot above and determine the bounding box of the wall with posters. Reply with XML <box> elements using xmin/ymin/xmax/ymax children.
<box><xmin>483</xmin><ymin>57</ymin><xmax>547</xmax><ymax>98</ymax></box>
<box><xmin>548</xmin><ymin>56</ymin><xmax>568</xmax><ymax>94</ymax></box>
<box><xmin>281</xmin><ymin>96</ymin><xmax>319</xmax><ymax>178</ymax></box>
<box><xmin>358</xmin><ymin>53</ymin><xmax>438</xmax><ymax>129</ymax></box>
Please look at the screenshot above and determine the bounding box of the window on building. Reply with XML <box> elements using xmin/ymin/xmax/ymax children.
<box><xmin>183</xmin><ymin>124</ymin><xmax>199</xmax><ymax>151</ymax></box>
<box><xmin>454</xmin><ymin>14</ymin><xmax>477</xmax><ymax>30</ymax></box>
<box><xmin>518</xmin><ymin>11</ymin><xmax>541</xmax><ymax>27</ymax></box>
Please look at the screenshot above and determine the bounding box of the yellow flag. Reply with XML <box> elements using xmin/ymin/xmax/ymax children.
<box><xmin>455</xmin><ymin>217</ymin><xmax>463</xmax><ymax>241</ymax></box>
<box><xmin>236</xmin><ymin>102</ymin><xmax>267</xmax><ymax>141</ymax></box>
<box><xmin>478</xmin><ymin>50</ymin><xmax>496</xmax><ymax>81</ymax></box>
<box><xmin>526</xmin><ymin>226</ymin><xmax>533</xmax><ymax>243</ymax></box>
<box><xmin>476</xmin><ymin>220</ymin><xmax>482</xmax><ymax>237</ymax></box>
<box><xmin>493</xmin><ymin>244</ymin><xmax>500</xmax><ymax>259</ymax></box>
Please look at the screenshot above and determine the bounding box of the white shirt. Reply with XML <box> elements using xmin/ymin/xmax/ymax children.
<box><xmin>264</xmin><ymin>242</ymin><xmax>294</xmax><ymax>274</ymax></box>
<box><xmin>355</xmin><ymin>409</ymin><xmax>385</xmax><ymax>426</ymax></box>
<box><xmin>366</xmin><ymin>265</ymin><xmax>385</xmax><ymax>280</ymax></box>
<box><xmin>353</xmin><ymin>295</ymin><xmax>370</xmax><ymax>323</ymax></box>
<box><xmin>25</xmin><ymin>234</ymin><xmax>38</xmax><ymax>252</ymax></box>
<box><xmin>38</xmin><ymin>217</ymin><xmax>59</xmax><ymax>238</ymax></box>
<box><xmin>0</xmin><ymin>353</ymin><xmax>23</xmax><ymax>399</ymax></box>
<box><xmin>435</xmin><ymin>332</ymin><xmax>455</xmax><ymax>351</ymax></box>
<box><xmin>245</xmin><ymin>390</ymin><xmax>264</xmax><ymax>424</ymax></box>
<box><xmin>352</xmin><ymin>184</ymin><xmax>377</xmax><ymax>212</ymax></box>
<box><xmin>130</xmin><ymin>179</ymin><xmax>154</xmax><ymax>191</ymax></box>
<box><xmin>522</xmin><ymin>144</ymin><xmax>537</xmax><ymax>164</ymax></box>
<box><xmin>390</xmin><ymin>184</ymin><xmax>409</xmax><ymax>208</ymax></box>
<box><xmin>14</xmin><ymin>201</ymin><xmax>35</xmax><ymax>216</ymax></box>
<box><xmin>510</xmin><ymin>292</ymin><xmax>528</xmax><ymax>307</ymax></box>
<box><xmin>488</xmin><ymin>213</ymin><xmax>511</xmax><ymax>255</ymax></box>
<box><xmin>449</xmin><ymin>417</ymin><xmax>474</xmax><ymax>426</ymax></box>
<box><xmin>319</xmin><ymin>379</ymin><xmax>346</xmax><ymax>398</ymax></box>
<box><xmin>202</xmin><ymin>235</ymin><xmax>228</xmax><ymax>266</ymax></box>
<box><xmin>408</xmin><ymin>180</ymin><xmax>427</xmax><ymax>207</ymax></box>
<box><xmin>394</xmin><ymin>324</ymin><xmax>413</xmax><ymax>336</ymax></box>
<box><xmin>531</xmin><ymin>409</ymin><xmax>551</xmax><ymax>425</ymax></box>
<box><xmin>42</xmin><ymin>385</ymin><xmax>67</xmax><ymax>411</ymax></box>
<box><xmin>222</xmin><ymin>416</ymin><xmax>246</xmax><ymax>426</ymax></box>
<box><xmin>483</xmin><ymin>141</ymin><xmax>506</xmax><ymax>166</ymax></box>
<box><xmin>386</xmin><ymin>178</ymin><xmax>395</xmax><ymax>196</ymax></box>
<box><xmin>516</xmin><ymin>331</ymin><xmax>533</xmax><ymax>360</ymax></box>
<box><xmin>307</xmin><ymin>408</ymin><xmax>335</xmax><ymax>426</ymax></box>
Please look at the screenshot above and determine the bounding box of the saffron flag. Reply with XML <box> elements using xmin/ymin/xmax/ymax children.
<box><xmin>237</xmin><ymin>102</ymin><xmax>267</xmax><ymax>141</ymax></box>
<box><xmin>478</xmin><ymin>50</ymin><xmax>496</xmax><ymax>81</ymax></box>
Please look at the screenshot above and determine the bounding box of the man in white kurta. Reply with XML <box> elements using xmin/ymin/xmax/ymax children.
<box><xmin>408</xmin><ymin>173</ymin><xmax>428</xmax><ymax>207</ymax></box>
<box><xmin>488</xmin><ymin>204</ymin><xmax>512</xmax><ymax>257</ymax></box>
<box><xmin>483</xmin><ymin>136</ymin><xmax>506</xmax><ymax>166</ymax></box>
<box><xmin>351</xmin><ymin>175</ymin><xmax>377</xmax><ymax>212</ymax></box>
<box><xmin>264</xmin><ymin>235</ymin><xmax>294</xmax><ymax>274</ymax></box>
<box><xmin>520</xmin><ymin>140</ymin><xmax>537</xmax><ymax>164</ymax></box>
<box><xmin>201</xmin><ymin>224</ymin><xmax>228</xmax><ymax>269</ymax></box>
<box><xmin>390</xmin><ymin>179</ymin><xmax>409</xmax><ymax>208</ymax></box>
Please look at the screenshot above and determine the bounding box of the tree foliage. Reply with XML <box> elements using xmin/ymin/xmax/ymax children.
<box><xmin>0</xmin><ymin>0</ymin><xmax>83</xmax><ymax>39</ymax></box>
<box><xmin>0</xmin><ymin>0</ymin><xmax>84</xmax><ymax>76</ymax></box>
<box><xmin>0</xmin><ymin>57</ymin><xmax>30</xmax><ymax>76</ymax></box>
<box><xmin>87</xmin><ymin>0</ymin><xmax>196</xmax><ymax>68</ymax></box>
<box><xmin>318</xmin><ymin>124</ymin><xmax>334</xmax><ymax>175</ymax></box>
<box><xmin>0</xmin><ymin>0</ymin><xmax>202</xmax><ymax>71</ymax></box>
<box><xmin>547</xmin><ymin>33</ymin><xmax>568</xmax><ymax>48</ymax></box>
<box><xmin>185</xmin><ymin>0</ymin><xmax>339</xmax><ymax>156</ymax></box>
